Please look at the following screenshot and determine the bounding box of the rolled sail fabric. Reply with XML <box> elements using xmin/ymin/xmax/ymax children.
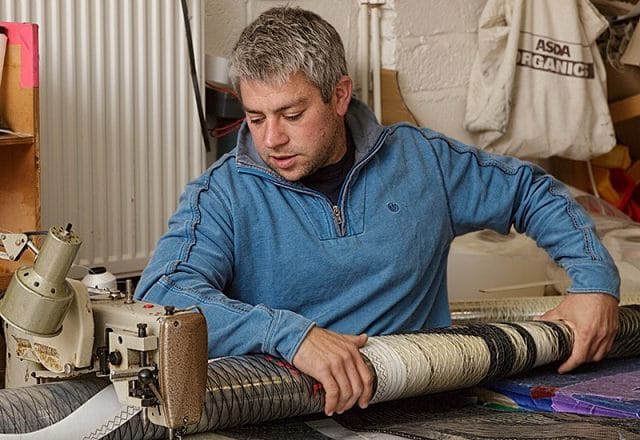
<box><xmin>449</xmin><ymin>294</ymin><xmax>640</xmax><ymax>324</ymax></box>
<box><xmin>0</xmin><ymin>377</ymin><xmax>109</xmax><ymax>434</ymax></box>
<box><xmin>3</xmin><ymin>305</ymin><xmax>640</xmax><ymax>438</ymax></box>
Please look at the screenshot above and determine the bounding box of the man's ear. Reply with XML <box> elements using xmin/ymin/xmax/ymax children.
<box><xmin>334</xmin><ymin>75</ymin><xmax>353</xmax><ymax>117</ymax></box>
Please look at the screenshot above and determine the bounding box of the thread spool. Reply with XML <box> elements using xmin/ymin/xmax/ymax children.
<box><xmin>81</xmin><ymin>266</ymin><xmax>117</xmax><ymax>295</ymax></box>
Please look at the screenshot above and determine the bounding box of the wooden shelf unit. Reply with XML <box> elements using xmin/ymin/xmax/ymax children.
<box><xmin>0</xmin><ymin>22</ymin><xmax>40</xmax><ymax>291</ymax></box>
<box><xmin>0</xmin><ymin>133</ymin><xmax>34</xmax><ymax>146</ymax></box>
<box><xmin>610</xmin><ymin>93</ymin><xmax>640</xmax><ymax>124</ymax></box>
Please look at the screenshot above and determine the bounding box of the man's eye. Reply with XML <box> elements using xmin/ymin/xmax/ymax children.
<box><xmin>249</xmin><ymin>118</ymin><xmax>264</xmax><ymax>125</ymax></box>
<box><xmin>284</xmin><ymin>113</ymin><xmax>302</xmax><ymax>121</ymax></box>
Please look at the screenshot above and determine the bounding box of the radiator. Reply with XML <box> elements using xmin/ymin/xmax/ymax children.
<box><xmin>0</xmin><ymin>0</ymin><xmax>206</xmax><ymax>276</ymax></box>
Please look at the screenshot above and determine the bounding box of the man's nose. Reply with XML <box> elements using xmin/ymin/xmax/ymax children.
<box><xmin>264</xmin><ymin>118</ymin><xmax>288</xmax><ymax>149</ymax></box>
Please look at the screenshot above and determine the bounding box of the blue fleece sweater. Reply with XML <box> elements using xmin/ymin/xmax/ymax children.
<box><xmin>135</xmin><ymin>98</ymin><xmax>620</xmax><ymax>362</ymax></box>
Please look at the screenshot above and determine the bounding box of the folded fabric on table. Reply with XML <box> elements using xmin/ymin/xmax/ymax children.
<box><xmin>479</xmin><ymin>356</ymin><xmax>640</xmax><ymax>417</ymax></box>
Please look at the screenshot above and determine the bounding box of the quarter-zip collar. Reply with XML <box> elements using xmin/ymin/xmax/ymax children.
<box><xmin>235</xmin><ymin>97</ymin><xmax>389</xmax><ymax>237</ymax></box>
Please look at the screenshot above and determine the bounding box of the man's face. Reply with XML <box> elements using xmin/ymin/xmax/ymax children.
<box><xmin>239</xmin><ymin>72</ymin><xmax>352</xmax><ymax>181</ymax></box>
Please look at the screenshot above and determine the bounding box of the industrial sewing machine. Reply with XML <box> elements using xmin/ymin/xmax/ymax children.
<box><xmin>0</xmin><ymin>224</ymin><xmax>208</xmax><ymax>436</ymax></box>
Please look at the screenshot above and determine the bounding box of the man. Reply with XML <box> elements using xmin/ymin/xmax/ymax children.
<box><xmin>135</xmin><ymin>6</ymin><xmax>620</xmax><ymax>418</ymax></box>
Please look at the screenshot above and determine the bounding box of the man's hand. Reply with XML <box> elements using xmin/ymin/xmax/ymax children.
<box><xmin>539</xmin><ymin>293</ymin><xmax>619</xmax><ymax>373</ymax></box>
<box><xmin>292</xmin><ymin>327</ymin><xmax>373</xmax><ymax>416</ymax></box>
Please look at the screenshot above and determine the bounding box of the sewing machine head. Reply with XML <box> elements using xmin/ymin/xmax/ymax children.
<box><xmin>0</xmin><ymin>225</ymin><xmax>208</xmax><ymax>432</ymax></box>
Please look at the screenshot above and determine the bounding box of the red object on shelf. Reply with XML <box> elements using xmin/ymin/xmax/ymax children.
<box><xmin>626</xmin><ymin>185</ymin><xmax>640</xmax><ymax>222</ymax></box>
<box><xmin>595</xmin><ymin>167</ymin><xmax>635</xmax><ymax>210</ymax></box>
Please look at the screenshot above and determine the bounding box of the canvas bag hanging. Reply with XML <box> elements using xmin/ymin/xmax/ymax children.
<box><xmin>464</xmin><ymin>0</ymin><xmax>616</xmax><ymax>160</ymax></box>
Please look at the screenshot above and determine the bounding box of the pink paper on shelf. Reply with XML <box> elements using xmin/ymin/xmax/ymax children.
<box><xmin>0</xmin><ymin>21</ymin><xmax>39</xmax><ymax>88</ymax></box>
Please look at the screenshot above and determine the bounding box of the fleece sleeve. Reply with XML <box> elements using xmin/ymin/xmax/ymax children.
<box><xmin>134</xmin><ymin>172</ymin><xmax>315</xmax><ymax>362</ymax></box>
<box><xmin>429</xmin><ymin>132</ymin><xmax>620</xmax><ymax>299</ymax></box>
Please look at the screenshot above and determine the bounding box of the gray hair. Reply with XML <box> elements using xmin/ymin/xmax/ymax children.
<box><xmin>229</xmin><ymin>6</ymin><xmax>348</xmax><ymax>103</ymax></box>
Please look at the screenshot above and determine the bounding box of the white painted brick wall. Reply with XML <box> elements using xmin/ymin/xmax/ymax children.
<box><xmin>204</xmin><ymin>0</ymin><xmax>247</xmax><ymax>57</ymax></box>
<box><xmin>204</xmin><ymin>0</ymin><xmax>487</xmax><ymax>143</ymax></box>
<box><xmin>392</xmin><ymin>0</ymin><xmax>486</xmax><ymax>142</ymax></box>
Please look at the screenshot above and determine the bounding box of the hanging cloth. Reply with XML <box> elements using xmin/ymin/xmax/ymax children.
<box><xmin>464</xmin><ymin>0</ymin><xmax>616</xmax><ymax>160</ymax></box>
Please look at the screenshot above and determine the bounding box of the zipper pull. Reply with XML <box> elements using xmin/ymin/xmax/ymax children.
<box><xmin>332</xmin><ymin>205</ymin><xmax>343</xmax><ymax>227</ymax></box>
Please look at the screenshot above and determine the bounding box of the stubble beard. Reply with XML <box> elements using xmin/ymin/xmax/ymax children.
<box><xmin>289</xmin><ymin>121</ymin><xmax>347</xmax><ymax>182</ymax></box>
